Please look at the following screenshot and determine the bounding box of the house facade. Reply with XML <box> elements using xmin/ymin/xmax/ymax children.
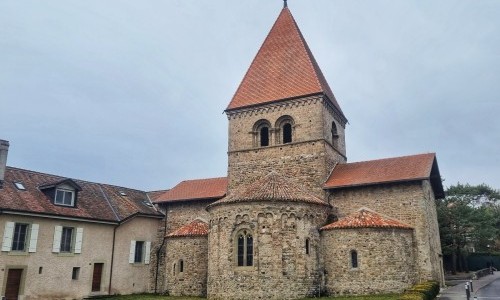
<box><xmin>0</xmin><ymin>144</ymin><xmax>163</xmax><ymax>300</ymax></box>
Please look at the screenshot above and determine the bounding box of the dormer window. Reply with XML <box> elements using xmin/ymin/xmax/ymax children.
<box><xmin>55</xmin><ymin>188</ymin><xmax>75</xmax><ymax>206</ymax></box>
<box><xmin>39</xmin><ymin>179</ymin><xmax>81</xmax><ymax>208</ymax></box>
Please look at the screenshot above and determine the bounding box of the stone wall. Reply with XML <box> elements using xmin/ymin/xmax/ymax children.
<box><xmin>207</xmin><ymin>201</ymin><xmax>330</xmax><ymax>300</ymax></box>
<box><xmin>328</xmin><ymin>180</ymin><xmax>443</xmax><ymax>284</ymax></box>
<box><xmin>321</xmin><ymin>228</ymin><xmax>416</xmax><ymax>295</ymax></box>
<box><xmin>226</xmin><ymin>95</ymin><xmax>346</xmax><ymax>195</ymax></box>
<box><xmin>161</xmin><ymin>199</ymin><xmax>214</xmax><ymax>234</ymax></box>
<box><xmin>165</xmin><ymin>236</ymin><xmax>208</xmax><ymax>297</ymax></box>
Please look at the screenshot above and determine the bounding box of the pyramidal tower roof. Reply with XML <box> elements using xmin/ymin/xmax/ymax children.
<box><xmin>226</xmin><ymin>6</ymin><xmax>345</xmax><ymax>120</ymax></box>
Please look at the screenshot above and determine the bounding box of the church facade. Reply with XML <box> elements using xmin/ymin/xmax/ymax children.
<box><xmin>151</xmin><ymin>5</ymin><xmax>445</xmax><ymax>300</ymax></box>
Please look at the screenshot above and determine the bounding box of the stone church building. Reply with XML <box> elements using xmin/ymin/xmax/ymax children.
<box><xmin>150</xmin><ymin>5</ymin><xmax>445</xmax><ymax>300</ymax></box>
<box><xmin>0</xmin><ymin>4</ymin><xmax>445</xmax><ymax>300</ymax></box>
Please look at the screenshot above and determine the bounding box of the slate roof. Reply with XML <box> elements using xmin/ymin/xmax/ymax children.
<box><xmin>209</xmin><ymin>171</ymin><xmax>329</xmax><ymax>208</ymax></box>
<box><xmin>320</xmin><ymin>208</ymin><xmax>413</xmax><ymax>231</ymax></box>
<box><xmin>166</xmin><ymin>219</ymin><xmax>209</xmax><ymax>238</ymax></box>
<box><xmin>324</xmin><ymin>153</ymin><xmax>445</xmax><ymax>198</ymax></box>
<box><xmin>153</xmin><ymin>177</ymin><xmax>227</xmax><ymax>203</ymax></box>
<box><xmin>0</xmin><ymin>167</ymin><xmax>162</xmax><ymax>223</ymax></box>
<box><xmin>226</xmin><ymin>7</ymin><xmax>346</xmax><ymax>122</ymax></box>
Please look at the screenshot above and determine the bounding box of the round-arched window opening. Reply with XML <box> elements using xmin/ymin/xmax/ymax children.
<box><xmin>283</xmin><ymin>123</ymin><xmax>292</xmax><ymax>144</ymax></box>
<box><xmin>260</xmin><ymin>127</ymin><xmax>269</xmax><ymax>147</ymax></box>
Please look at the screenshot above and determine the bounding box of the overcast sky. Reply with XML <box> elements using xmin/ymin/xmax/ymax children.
<box><xmin>1</xmin><ymin>1</ymin><xmax>499</xmax><ymax>192</ymax></box>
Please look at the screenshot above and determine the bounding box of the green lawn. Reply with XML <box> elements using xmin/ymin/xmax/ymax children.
<box><xmin>98</xmin><ymin>294</ymin><xmax>400</xmax><ymax>300</ymax></box>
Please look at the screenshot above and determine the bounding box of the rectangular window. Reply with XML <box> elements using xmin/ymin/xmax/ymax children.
<box><xmin>12</xmin><ymin>223</ymin><xmax>28</xmax><ymax>251</ymax></box>
<box><xmin>60</xmin><ymin>227</ymin><xmax>73</xmax><ymax>252</ymax></box>
<box><xmin>55</xmin><ymin>189</ymin><xmax>74</xmax><ymax>206</ymax></box>
<box><xmin>134</xmin><ymin>241</ymin><xmax>144</xmax><ymax>263</ymax></box>
<box><xmin>72</xmin><ymin>267</ymin><xmax>80</xmax><ymax>280</ymax></box>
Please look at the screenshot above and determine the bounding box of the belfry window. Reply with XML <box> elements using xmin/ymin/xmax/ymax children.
<box><xmin>260</xmin><ymin>127</ymin><xmax>269</xmax><ymax>147</ymax></box>
<box><xmin>331</xmin><ymin>121</ymin><xmax>339</xmax><ymax>146</ymax></box>
<box><xmin>351</xmin><ymin>250</ymin><xmax>358</xmax><ymax>268</ymax></box>
<box><xmin>275</xmin><ymin>115</ymin><xmax>294</xmax><ymax>144</ymax></box>
<box><xmin>253</xmin><ymin>120</ymin><xmax>272</xmax><ymax>147</ymax></box>
<box><xmin>237</xmin><ymin>230</ymin><xmax>253</xmax><ymax>266</ymax></box>
<box><xmin>283</xmin><ymin>123</ymin><xmax>292</xmax><ymax>143</ymax></box>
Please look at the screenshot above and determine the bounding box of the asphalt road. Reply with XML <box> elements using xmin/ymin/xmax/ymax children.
<box><xmin>476</xmin><ymin>277</ymin><xmax>500</xmax><ymax>299</ymax></box>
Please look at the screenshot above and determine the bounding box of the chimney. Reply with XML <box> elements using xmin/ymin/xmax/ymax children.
<box><xmin>0</xmin><ymin>139</ymin><xmax>9</xmax><ymax>189</ymax></box>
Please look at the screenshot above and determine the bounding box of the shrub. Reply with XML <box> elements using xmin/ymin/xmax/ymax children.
<box><xmin>398</xmin><ymin>281</ymin><xmax>440</xmax><ymax>300</ymax></box>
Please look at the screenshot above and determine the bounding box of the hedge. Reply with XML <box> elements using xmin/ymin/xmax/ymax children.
<box><xmin>398</xmin><ymin>281</ymin><xmax>440</xmax><ymax>300</ymax></box>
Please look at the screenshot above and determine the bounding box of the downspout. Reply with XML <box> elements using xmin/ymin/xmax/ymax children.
<box><xmin>155</xmin><ymin>208</ymin><xmax>167</xmax><ymax>294</ymax></box>
<box><xmin>98</xmin><ymin>184</ymin><xmax>121</xmax><ymax>296</ymax></box>
<box><xmin>109</xmin><ymin>225</ymin><xmax>117</xmax><ymax>295</ymax></box>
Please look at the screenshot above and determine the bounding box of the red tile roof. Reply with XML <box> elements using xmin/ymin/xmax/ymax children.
<box><xmin>321</xmin><ymin>208</ymin><xmax>412</xmax><ymax>231</ymax></box>
<box><xmin>153</xmin><ymin>177</ymin><xmax>227</xmax><ymax>203</ymax></box>
<box><xmin>166</xmin><ymin>219</ymin><xmax>208</xmax><ymax>238</ymax></box>
<box><xmin>0</xmin><ymin>167</ymin><xmax>162</xmax><ymax>223</ymax></box>
<box><xmin>209</xmin><ymin>171</ymin><xmax>328</xmax><ymax>208</ymax></box>
<box><xmin>226</xmin><ymin>7</ymin><xmax>345</xmax><ymax>121</ymax></box>
<box><xmin>324</xmin><ymin>153</ymin><xmax>438</xmax><ymax>189</ymax></box>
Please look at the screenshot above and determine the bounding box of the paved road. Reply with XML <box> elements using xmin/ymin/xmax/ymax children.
<box><xmin>476</xmin><ymin>277</ymin><xmax>500</xmax><ymax>299</ymax></box>
<box><xmin>439</xmin><ymin>272</ymin><xmax>500</xmax><ymax>300</ymax></box>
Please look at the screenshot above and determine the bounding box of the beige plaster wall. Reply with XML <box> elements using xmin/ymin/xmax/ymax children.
<box><xmin>0</xmin><ymin>215</ymin><xmax>114</xmax><ymax>300</ymax></box>
<box><xmin>111</xmin><ymin>216</ymin><xmax>160</xmax><ymax>295</ymax></box>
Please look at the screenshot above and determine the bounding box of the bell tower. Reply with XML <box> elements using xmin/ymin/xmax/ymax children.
<box><xmin>225</xmin><ymin>6</ymin><xmax>347</xmax><ymax>198</ymax></box>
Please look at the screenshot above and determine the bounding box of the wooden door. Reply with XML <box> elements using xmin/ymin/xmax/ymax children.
<box><xmin>5</xmin><ymin>269</ymin><xmax>23</xmax><ymax>300</ymax></box>
<box><xmin>91</xmin><ymin>263</ymin><xmax>103</xmax><ymax>292</ymax></box>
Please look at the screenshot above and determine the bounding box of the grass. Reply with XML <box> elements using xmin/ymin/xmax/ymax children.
<box><xmin>98</xmin><ymin>294</ymin><xmax>400</xmax><ymax>300</ymax></box>
<box><xmin>300</xmin><ymin>295</ymin><xmax>400</xmax><ymax>300</ymax></box>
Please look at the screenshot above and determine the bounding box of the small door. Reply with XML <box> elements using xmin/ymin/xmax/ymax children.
<box><xmin>5</xmin><ymin>269</ymin><xmax>23</xmax><ymax>300</ymax></box>
<box><xmin>91</xmin><ymin>263</ymin><xmax>103</xmax><ymax>292</ymax></box>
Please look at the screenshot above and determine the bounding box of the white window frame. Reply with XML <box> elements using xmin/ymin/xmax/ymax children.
<box><xmin>2</xmin><ymin>222</ymin><xmax>39</xmax><ymax>253</ymax></box>
<box><xmin>129</xmin><ymin>240</ymin><xmax>151</xmax><ymax>265</ymax></box>
<box><xmin>52</xmin><ymin>226</ymin><xmax>83</xmax><ymax>254</ymax></box>
<box><xmin>54</xmin><ymin>188</ymin><xmax>75</xmax><ymax>207</ymax></box>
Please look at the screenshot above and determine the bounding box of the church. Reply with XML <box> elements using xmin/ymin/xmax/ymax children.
<box><xmin>0</xmin><ymin>4</ymin><xmax>444</xmax><ymax>300</ymax></box>
<box><xmin>150</xmin><ymin>4</ymin><xmax>445</xmax><ymax>299</ymax></box>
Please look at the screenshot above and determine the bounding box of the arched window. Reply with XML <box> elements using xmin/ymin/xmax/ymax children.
<box><xmin>283</xmin><ymin>123</ymin><xmax>292</xmax><ymax>144</ymax></box>
<box><xmin>305</xmin><ymin>238</ymin><xmax>310</xmax><ymax>255</ymax></box>
<box><xmin>331</xmin><ymin>121</ymin><xmax>339</xmax><ymax>145</ymax></box>
<box><xmin>253</xmin><ymin>120</ymin><xmax>272</xmax><ymax>147</ymax></box>
<box><xmin>237</xmin><ymin>230</ymin><xmax>253</xmax><ymax>266</ymax></box>
<box><xmin>260</xmin><ymin>126</ymin><xmax>269</xmax><ymax>147</ymax></box>
<box><xmin>275</xmin><ymin>115</ymin><xmax>294</xmax><ymax>144</ymax></box>
<box><xmin>179</xmin><ymin>259</ymin><xmax>184</xmax><ymax>273</ymax></box>
<box><xmin>173</xmin><ymin>263</ymin><xmax>176</xmax><ymax>275</ymax></box>
<box><xmin>351</xmin><ymin>250</ymin><xmax>358</xmax><ymax>268</ymax></box>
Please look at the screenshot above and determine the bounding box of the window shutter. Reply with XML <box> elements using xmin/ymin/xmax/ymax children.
<box><xmin>52</xmin><ymin>225</ymin><xmax>62</xmax><ymax>253</ymax></box>
<box><xmin>129</xmin><ymin>240</ymin><xmax>136</xmax><ymax>263</ymax></box>
<box><xmin>74</xmin><ymin>228</ymin><xmax>84</xmax><ymax>254</ymax></box>
<box><xmin>28</xmin><ymin>224</ymin><xmax>39</xmax><ymax>253</ymax></box>
<box><xmin>1</xmin><ymin>222</ymin><xmax>15</xmax><ymax>252</ymax></box>
<box><xmin>144</xmin><ymin>241</ymin><xmax>151</xmax><ymax>264</ymax></box>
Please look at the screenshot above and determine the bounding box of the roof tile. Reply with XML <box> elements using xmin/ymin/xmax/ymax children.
<box><xmin>0</xmin><ymin>167</ymin><xmax>162</xmax><ymax>222</ymax></box>
<box><xmin>226</xmin><ymin>7</ymin><xmax>345</xmax><ymax>120</ymax></box>
<box><xmin>209</xmin><ymin>171</ymin><xmax>328</xmax><ymax>208</ymax></box>
<box><xmin>321</xmin><ymin>208</ymin><xmax>412</xmax><ymax>231</ymax></box>
<box><xmin>166</xmin><ymin>219</ymin><xmax>209</xmax><ymax>238</ymax></box>
<box><xmin>154</xmin><ymin>177</ymin><xmax>227</xmax><ymax>203</ymax></box>
<box><xmin>324</xmin><ymin>153</ymin><xmax>436</xmax><ymax>189</ymax></box>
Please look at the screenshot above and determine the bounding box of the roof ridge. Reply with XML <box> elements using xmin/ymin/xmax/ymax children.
<box><xmin>6</xmin><ymin>166</ymin><xmax>147</xmax><ymax>193</ymax></box>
